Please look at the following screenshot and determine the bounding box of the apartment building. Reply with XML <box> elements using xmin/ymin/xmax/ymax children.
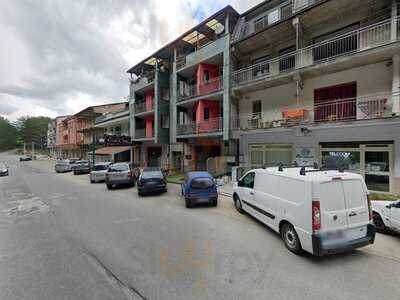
<box><xmin>54</xmin><ymin>103</ymin><xmax>127</xmax><ymax>159</ymax></box>
<box><xmin>47</xmin><ymin>119</ymin><xmax>57</xmax><ymax>157</ymax></box>
<box><xmin>92</xmin><ymin>107</ymin><xmax>132</xmax><ymax>163</ymax></box>
<box><xmin>230</xmin><ymin>0</ymin><xmax>400</xmax><ymax>193</ymax></box>
<box><xmin>128</xmin><ymin>6</ymin><xmax>239</xmax><ymax>172</ymax></box>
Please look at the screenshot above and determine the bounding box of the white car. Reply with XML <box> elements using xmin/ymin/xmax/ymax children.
<box><xmin>90</xmin><ymin>162</ymin><xmax>111</xmax><ymax>183</ymax></box>
<box><xmin>372</xmin><ymin>200</ymin><xmax>400</xmax><ymax>233</ymax></box>
<box><xmin>233</xmin><ymin>165</ymin><xmax>375</xmax><ymax>256</ymax></box>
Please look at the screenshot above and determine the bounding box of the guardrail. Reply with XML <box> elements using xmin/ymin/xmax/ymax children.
<box><xmin>232</xmin><ymin>18</ymin><xmax>399</xmax><ymax>87</ymax></box>
<box><xmin>177</xmin><ymin>117</ymin><xmax>223</xmax><ymax>135</ymax></box>
<box><xmin>135</xmin><ymin>129</ymin><xmax>154</xmax><ymax>139</ymax></box>
<box><xmin>178</xmin><ymin>76</ymin><xmax>223</xmax><ymax>101</ymax></box>
<box><xmin>134</xmin><ymin>101</ymin><xmax>154</xmax><ymax>114</ymax></box>
<box><xmin>231</xmin><ymin>93</ymin><xmax>396</xmax><ymax>130</ymax></box>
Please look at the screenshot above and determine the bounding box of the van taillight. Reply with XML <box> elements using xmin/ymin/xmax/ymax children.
<box><xmin>312</xmin><ymin>200</ymin><xmax>321</xmax><ymax>233</ymax></box>
<box><xmin>367</xmin><ymin>194</ymin><xmax>372</xmax><ymax>221</ymax></box>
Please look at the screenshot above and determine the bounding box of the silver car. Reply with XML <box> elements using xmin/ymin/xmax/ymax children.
<box><xmin>105</xmin><ymin>163</ymin><xmax>135</xmax><ymax>189</ymax></box>
<box><xmin>0</xmin><ymin>162</ymin><xmax>9</xmax><ymax>176</ymax></box>
<box><xmin>55</xmin><ymin>160</ymin><xmax>72</xmax><ymax>173</ymax></box>
<box><xmin>90</xmin><ymin>162</ymin><xmax>111</xmax><ymax>183</ymax></box>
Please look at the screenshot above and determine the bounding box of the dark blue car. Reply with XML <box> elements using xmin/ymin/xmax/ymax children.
<box><xmin>181</xmin><ymin>172</ymin><xmax>218</xmax><ymax>208</ymax></box>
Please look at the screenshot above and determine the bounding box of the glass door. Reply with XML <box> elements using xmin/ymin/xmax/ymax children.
<box><xmin>363</xmin><ymin>145</ymin><xmax>393</xmax><ymax>193</ymax></box>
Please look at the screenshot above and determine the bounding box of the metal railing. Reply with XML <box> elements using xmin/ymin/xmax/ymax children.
<box><xmin>231</xmin><ymin>93</ymin><xmax>396</xmax><ymax>131</ymax></box>
<box><xmin>176</xmin><ymin>117</ymin><xmax>223</xmax><ymax>136</ymax></box>
<box><xmin>135</xmin><ymin>129</ymin><xmax>154</xmax><ymax>139</ymax></box>
<box><xmin>178</xmin><ymin>76</ymin><xmax>223</xmax><ymax>101</ymax></box>
<box><xmin>134</xmin><ymin>101</ymin><xmax>154</xmax><ymax>114</ymax></box>
<box><xmin>232</xmin><ymin>18</ymin><xmax>399</xmax><ymax>87</ymax></box>
<box><xmin>234</xmin><ymin>0</ymin><xmax>325</xmax><ymax>42</ymax></box>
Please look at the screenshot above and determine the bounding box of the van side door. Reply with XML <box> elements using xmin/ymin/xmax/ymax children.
<box><xmin>389</xmin><ymin>201</ymin><xmax>400</xmax><ymax>231</ymax></box>
<box><xmin>239</xmin><ymin>172</ymin><xmax>256</xmax><ymax>208</ymax></box>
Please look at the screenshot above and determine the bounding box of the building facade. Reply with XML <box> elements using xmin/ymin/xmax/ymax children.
<box><xmin>47</xmin><ymin>118</ymin><xmax>57</xmax><ymax>157</ymax></box>
<box><xmin>126</xmin><ymin>0</ymin><xmax>400</xmax><ymax>193</ymax></box>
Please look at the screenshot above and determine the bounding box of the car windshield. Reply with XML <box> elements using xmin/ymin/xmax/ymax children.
<box><xmin>108</xmin><ymin>164</ymin><xmax>129</xmax><ymax>172</ymax></box>
<box><xmin>141</xmin><ymin>171</ymin><xmax>163</xmax><ymax>179</ymax></box>
<box><xmin>191</xmin><ymin>178</ymin><xmax>214</xmax><ymax>189</ymax></box>
<box><xmin>92</xmin><ymin>165</ymin><xmax>108</xmax><ymax>171</ymax></box>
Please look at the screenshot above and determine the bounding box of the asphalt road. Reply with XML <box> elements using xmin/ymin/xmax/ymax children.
<box><xmin>0</xmin><ymin>152</ymin><xmax>399</xmax><ymax>300</ymax></box>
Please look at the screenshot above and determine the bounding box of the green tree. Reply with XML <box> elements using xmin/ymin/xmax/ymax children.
<box><xmin>16</xmin><ymin>116</ymin><xmax>51</xmax><ymax>150</ymax></box>
<box><xmin>0</xmin><ymin>116</ymin><xmax>19</xmax><ymax>151</ymax></box>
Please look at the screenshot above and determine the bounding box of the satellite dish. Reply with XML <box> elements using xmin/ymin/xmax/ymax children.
<box><xmin>215</xmin><ymin>24</ymin><xmax>225</xmax><ymax>35</ymax></box>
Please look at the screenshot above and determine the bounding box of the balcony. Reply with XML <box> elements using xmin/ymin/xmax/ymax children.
<box><xmin>135</xmin><ymin>129</ymin><xmax>154</xmax><ymax>140</ymax></box>
<box><xmin>178</xmin><ymin>76</ymin><xmax>224</xmax><ymax>102</ymax></box>
<box><xmin>231</xmin><ymin>93</ymin><xmax>398</xmax><ymax>131</ymax></box>
<box><xmin>232</xmin><ymin>18</ymin><xmax>400</xmax><ymax>88</ymax></box>
<box><xmin>132</xmin><ymin>73</ymin><xmax>155</xmax><ymax>92</ymax></box>
<box><xmin>177</xmin><ymin>117</ymin><xmax>223</xmax><ymax>136</ymax></box>
<box><xmin>134</xmin><ymin>101</ymin><xmax>154</xmax><ymax>115</ymax></box>
<box><xmin>233</xmin><ymin>0</ymin><xmax>327</xmax><ymax>42</ymax></box>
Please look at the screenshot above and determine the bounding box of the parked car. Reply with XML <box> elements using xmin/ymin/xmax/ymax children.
<box><xmin>181</xmin><ymin>172</ymin><xmax>217</xmax><ymax>208</ymax></box>
<box><xmin>137</xmin><ymin>167</ymin><xmax>167</xmax><ymax>196</ymax></box>
<box><xmin>0</xmin><ymin>162</ymin><xmax>9</xmax><ymax>176</ymax></box>
<box><xmin>233</xmin><ymin>166</ymin><xmax>375</xmax><ymax>256</ymax></box>
<box><xmin>372</xmin><ymin>200</ymin><xmax>400</xmax><ymax>233</ymax></box>
<box><xmin>72</xmin><ymin>160</ymin><xmax>91</xmax><ymax>175</ymax></box>
<box><xmin>90</xmin><ymin>162</ymin><xmax>111</xmax><ymax>183</ymax></box>
<box><xmin>19</xmin><ymin>155</ymin><xmax>32</xmax><ymax>161</ymax></box>
<box><xmin>105</xmin><ymin>162</ymin><xmax>135</xmax><ymax>189</ymax></box>
<box><xmin>55</xmin><ymin>160</ymin><xmax>72</xmax><ymax>173</ymax></box>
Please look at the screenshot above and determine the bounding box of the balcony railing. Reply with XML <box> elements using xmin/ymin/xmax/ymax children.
<box><xmin>134</xmin><ymin>101</ymin><xmax>154</xmax><ymax>114</ymax></box>
<box><xmin>232</xmin><ymin>18</ymin><xmax>399</xmax><ymax>87</ymax></box>
<box><xmin>233</xmin><ymin>0</ymin><xmax>326</xmax><ymax>42</ymax></box>
<box><xmin>177</xmin><ymin>117</ymin><xmax>223</xmax><ymax>136</ymax></box>
<box><xmin>178</xmin><ymin>76</ymin><xmax>223</xmax><ymax>101</ymax></box>
<box><xmin>135</xmin><ymin>129</ymin><xmax>154</xmax><ymax>139</ymax></box>
<box><xmin>231</xmin><ymin>93</ymin><xmax>397</xmax><ymax>131</ymax></box>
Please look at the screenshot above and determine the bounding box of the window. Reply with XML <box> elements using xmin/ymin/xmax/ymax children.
<box><xmin>191</xmin><ymin>178</ymin><xmax>214</xmax><ymax>189</ymax></box>
<box><xmin>252</xmin><ymin>56</ymin><xmax>270</xmax><ymax>78</ymax></box>
<box><xmin>203</xmin><ymin>70</ymin><xmax>210</xmax><ymax>82</ymax></box>
<box><xmin>204</xmin><ymin>107</ymin><xmax>210</xmax><ymax>120</ymax></box>
<box><xmin>249</xmin><ymin>144</ymin><xmax>293</xmax><ymax>168</ymax></box>
<box><xmin>279</xmin><ymin>45</ymin><xmax>296</xmax><ymax>72</ymax></box>
<box><xmin>161</xmin><ymin>114</ymin><xmax>169</xmax><ymax>129</ymax></box>
<box><xmin>252</xmin><ymin>101</ymin><xmax>262</xmax><ymax>118</ymax></box>
<box><xmin>241</xmin><ymin>172</ymin><xmax>255</xmax><ymax>189</ymax></box>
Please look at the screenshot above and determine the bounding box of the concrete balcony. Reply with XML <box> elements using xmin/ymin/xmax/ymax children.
<box><xmin>232</xmin><ymin>18</ymin><xmax>400</xmax><ymax>92</ymax></box>
<box><xmin>176</xmin><ymin>117</ymin><xmax>223</xmax><ymax>138</ymax></box>
<box><xmin>231</xmin><ymin>92</ymin><xmax>399</xmax><ymax>132</ymax></box>
<box><xmin>178</xmin><ymin>76</ymin><xmax>224</xmax><ymax>103</ymax></box>
<box><xmin>134</xmin><ymin>101</ymin><xmax>154</xmax><ymax>116</ymax></box>
<box><xmin>132</xmin><ymin>75</ymin><xmax>155</xmax><ymax>93</ymax></box>
<box><xmin>134</xmin><ymin>128</ymin><xmax>154</xmax><ymax>141</ymax></box>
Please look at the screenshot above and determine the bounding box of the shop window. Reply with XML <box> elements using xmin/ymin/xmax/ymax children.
<box><xmin>321</xmin><ymin>151</ymin><xmax>360</xmax><ymax>173</ymax></box>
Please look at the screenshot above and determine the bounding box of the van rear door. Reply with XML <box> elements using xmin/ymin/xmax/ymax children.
<box><xmin>319</xmin><ymin>180</ymin><xmax>348</xmax><ymax>232</ymax></box>
<box><xmin>342</xmin><ymin>179</ymin><xmax>370</xmax><ymax>239</ymax></box>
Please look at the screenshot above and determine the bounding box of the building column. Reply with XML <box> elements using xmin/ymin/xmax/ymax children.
<box><xmin>223</xmin><ymin>14</ymin><xmax>231</xmax><ymax>141</ymax></box>
<box><xmin>154</xmin><ymin>60</ymin><xmax>159</xmax><ymax>143</ymax></box>
<box><xmin>170</xmin><ymin>48</ymin><xmax>178</xmax><ymax>144</ymax></box>
<box><xmin>392</xmin><ymin>54</ymin><xmax>400</xmax><ymax>114</ymax></box>
<box><xmin>129</xmin><ymin>79</ymin><xmax>136</xmax><ymax>140</ymax></box>
<box><xmin>391</xmin><ymin>0</ymin><xmax>398</xmax><ymax>41</ymax></box>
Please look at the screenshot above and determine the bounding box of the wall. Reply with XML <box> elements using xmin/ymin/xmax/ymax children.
<box><xmin>196</xmin><ymin>63</ymin><xmax>220</xmax><ymax>94</ymax></box>
<box><xmin>145</xmin><ymin>116</ymin><xmax>154</xmax><ymax>138</ymax></box>
<box><xmin>145</xmin><ymin>90</ymin><xmax>154</xmax><ymax>111</ymax></box>
<box><xmin>194</xmin><ymin>100</ymin><xmax>220</xmax><ymax>132</ymax></box>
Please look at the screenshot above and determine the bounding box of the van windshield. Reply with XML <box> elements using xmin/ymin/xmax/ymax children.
<box><xmin>191</xmin><ymin>178</ymin><xmax>214</xmax><ymax>189</ymax></box>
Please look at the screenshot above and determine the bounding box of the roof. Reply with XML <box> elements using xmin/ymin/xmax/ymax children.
<box><xmin>94</xmin><ymin>146</ymin><xmax>131</xmax><ymax>155</ymax></box>
<box><xmin>126</xmin><ymin>5</ymin><xmax>239</xmax><ymax>74</ymax></box>
<box><xmin>252</xmin><ymin>167</ymin><xmax>363</xmax><ymax>182</ymax></box>
<box><xmin>186</xmin><ymin>171</ymin><xmax>213</xmax><ymax>180</ymax></box>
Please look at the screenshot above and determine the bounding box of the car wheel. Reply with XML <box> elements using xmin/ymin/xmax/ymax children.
<box><xmin>373</xmin><ymin>212</ymin><xmax>386</xmax><ymax>233</ymax></box>
<box><xmin>281</xmin><ymin>223</ymin><xmax>302</xmax><ymax>254</ymax></box>
<box><xmin>185</xmin><ymin>198</ymin><xmax>193</xmax><ymax>208</ymax></box>
<box><xmin>90</xmin><ymin>179</ymin><xmax>95</xmax><ymax>183</ymax></box>
<box><xmin>107</xmin><ymin>184</ymin><xmax>113</xmax><ymax>190</ymax></box>
<box><xmin>233</xmin><ymin>194</ymin><xmax>244</xmax><ymax>214</ymax></box>
<box><xmin>212</xmin><ymin>198</ymin><xmax>218</xmax><ymax>207</ymax></box>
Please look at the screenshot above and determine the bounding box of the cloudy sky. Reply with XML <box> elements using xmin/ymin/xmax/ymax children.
<box><xmin>0</xmin><ymin>0</ymin><xmax>261</xmax><ymax>121</ymax></box>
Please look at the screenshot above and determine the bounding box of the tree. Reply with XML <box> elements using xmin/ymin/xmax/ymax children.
<box><xmin>0</xmin><ymin>116</ymin><xmax>19</xmax><ymax>151</ymax></box>
<box><xmin>16</xmin><ymin>116</ymin><xmax>51</xmax><ymax>150</ymax></box>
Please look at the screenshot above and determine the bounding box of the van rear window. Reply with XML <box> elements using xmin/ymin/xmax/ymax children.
<box><xmin>191</xmin><ymin>178</ymin><xmax>214</xmax><ymax>189</ymax></box>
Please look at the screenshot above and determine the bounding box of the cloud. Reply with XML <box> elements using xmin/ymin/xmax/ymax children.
<box><xmin>0</xmin><ymin>0</ymin><xmax>261</xmax><ymax>121</ymax></box>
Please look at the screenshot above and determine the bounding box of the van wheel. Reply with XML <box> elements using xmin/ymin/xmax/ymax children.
<box><xmin>373</xmin><ymin>212</ymin><xmax>386</xmax><ymax>233</ymax></box>
<box><xmin>185</xmin><ymin>198</ymin><xmax>193</xmax><ymax>208</ymax></box>
<box><xmin>281</xmin><ymin>223</ymin><xmax>302</xmax><ymax>254</ymax></box>
<box><xmin>233</xmin><ymin>195</ymin><xmax>244</xmax><ymax>214</ymax></box>
<box><xmin>107</xmin><ymin>184</ymin><xmax>113</xmax><ymax>190</ymax></box>
<box><xmin>212</xmin><ymin>199</ymin><xmax>218</xmax><ymax>207</ymax></box>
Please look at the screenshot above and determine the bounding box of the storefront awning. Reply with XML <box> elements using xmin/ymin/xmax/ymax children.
<box><xmin>94</xmin><ymin>146</ymin><xmax>131</xmax><ymax>155</ymax></box>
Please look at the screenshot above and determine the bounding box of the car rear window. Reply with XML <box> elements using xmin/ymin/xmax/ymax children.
<box><xmin>191</xmin><ymin>178</ymin><xmax>214</xmax><ymax>189</ymax></box>
<box><xmin>93</xmin><ymin>165</ymin><xmax>108</xmax><ymax>171</ymax></box>
<box><xmin>141</xmin><ymin>171</ymin><xmax>163</xmax><ymax>179</ymax></box>
<box><xmin>109</xmin><ymin>164</ymin><xmax>129</xmax><ymax>172</ymax></box>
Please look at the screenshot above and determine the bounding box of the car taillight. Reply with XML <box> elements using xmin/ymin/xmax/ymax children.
<box><xmin>128</xmin><ymin>171</ymin><xmax>132</xmax><ymax>179</ymax></box>
<box><xmin>367</xmin><ymin>194</ymin><xmax>372</xmax><ymax>221</ymax></box>
<box><xmin>312</xmin><ymin>200</ymin><xmax>321</xmax><ymax>233</ymax></box>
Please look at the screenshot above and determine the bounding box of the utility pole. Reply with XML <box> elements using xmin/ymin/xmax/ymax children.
<box><xmin>92</xmin><ymin>129</ymin><xmax>96</xmax><ymax>166</ymax></box>
<box><xmin>32</xmin><ymin>142</ymin><xmax>35</xmax><ymax>159</ymax></box>
<box><xmin>23</xmin><ymin>142</ymin><xmax>26</xmax><ymax>155</ymax></box>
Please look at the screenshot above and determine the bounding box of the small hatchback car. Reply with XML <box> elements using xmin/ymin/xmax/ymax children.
<box><xmin>90</xmin><ymin>162</ymin><xmax>111</xmax><ymax>183</ymax></box>
<box><xmin>137</xmin><ymin>167</ymin><xmax>167</xmax><ymax>196</ymax></box>
<box><xmin>0</xmin><ymin>162</ymin><xmax>9</xmax><ymax>176</ymax></box>
<box><xmin>72</xmin><ymin>160</ymin><xmax>91</xmax><ymax>175</ymax></box>
<box><xmin>105</xmin><ymin>162</ymin><xmax>135</xmax><ymax>189</ymax></box>
<box><xmin>181</xmin><ymin>172</ymin><xmax>218</xmax><ymax>208</ymax></box>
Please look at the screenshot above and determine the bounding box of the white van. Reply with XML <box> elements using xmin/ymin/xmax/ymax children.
<box><xmin>233</xmin><ymin>166</ymin><xmax>376</xmax><ymax>256</ymax></box>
